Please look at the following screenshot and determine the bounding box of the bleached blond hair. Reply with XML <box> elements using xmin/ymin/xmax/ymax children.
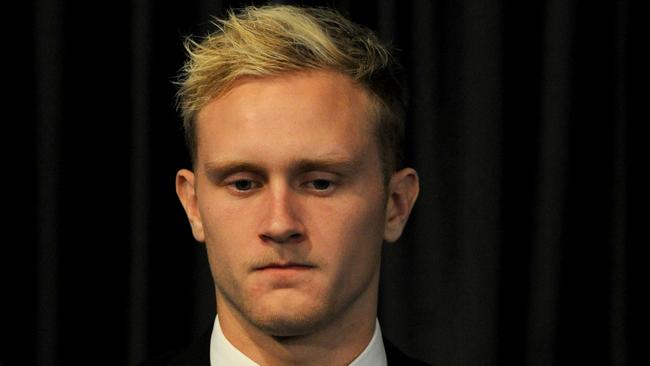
<box><xmin>177</xmin><ymin>5</ymin><xmax>407</xmax><ymax>177</ymax></box>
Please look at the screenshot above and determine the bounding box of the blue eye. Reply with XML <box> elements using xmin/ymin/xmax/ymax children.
<box><xmin>311</xmin><ymin>179</ymin><xmax>331</xmax><ymax>190</ymax></box>
<box><xmin>233</xmin><ymin>180</ymin><xmax>254</xmax><ymax>191</ymax></box>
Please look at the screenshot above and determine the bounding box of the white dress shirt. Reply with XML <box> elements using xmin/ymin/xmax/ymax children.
<box><xmin>210</xmin><ymin>315</ymin><xmax>387</xmax><ymax>366</ymax></box>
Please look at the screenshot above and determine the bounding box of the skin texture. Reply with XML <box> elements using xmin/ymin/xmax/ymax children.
<box><xmin>176</xmin><ymin>70</ymin><xmax>419</xmax><ymax>365</ymax></box>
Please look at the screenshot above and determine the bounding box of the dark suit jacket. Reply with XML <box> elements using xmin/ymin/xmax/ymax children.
<box><xmin>141</xmin><ymin>329</ymin><xmax>431</xmax><ymax>366</ymax></box>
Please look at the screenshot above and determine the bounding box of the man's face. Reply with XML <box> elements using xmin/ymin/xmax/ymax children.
<box><xmin>178</xmin><ymin>70</ymin><xmax>394</xmax><ymax>337</ymax></box>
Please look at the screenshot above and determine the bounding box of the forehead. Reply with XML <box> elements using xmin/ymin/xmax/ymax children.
<box><xmin>195</xmin><ymin>70</ymin><xmax>379</xmax><ymax>167</ymax></box>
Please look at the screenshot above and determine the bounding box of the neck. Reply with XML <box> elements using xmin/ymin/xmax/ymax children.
<box><xmin>216</xmin><ymin>281</ymin><xmax>379</xmax><ymax>365</ymax></box>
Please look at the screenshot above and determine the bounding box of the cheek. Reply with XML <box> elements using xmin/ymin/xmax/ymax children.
<box><xmin>306</xmin><ymin>194</ymin><xmax>386</xmax><ymax>267</ymax></box>
<box><xmin>198</xmin><ymin>193</ymin><xmax>258</xmax><ymax>242</ymax></box>
<box><xmin>198</xmin><ymin>194</ymin><xmax>260</xmax><ymax>276</ymax></box>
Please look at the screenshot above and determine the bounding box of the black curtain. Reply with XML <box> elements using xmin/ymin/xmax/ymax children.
<box><xmin>1</xmin><ymin>0</ymin><xmax>637</xmax><ymax>365</ymax></box>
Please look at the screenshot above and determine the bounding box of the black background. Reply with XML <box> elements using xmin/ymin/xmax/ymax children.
<box><xmin>1</xmin><ymin>0</ymin><xmax>639</xmax><ymax>365</ymax></box>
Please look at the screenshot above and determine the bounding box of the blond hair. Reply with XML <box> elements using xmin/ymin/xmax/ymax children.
<box><xmin>177</xmin><ymin>5</ymin><xmax>407</xmax><ymax>177</ymax></box>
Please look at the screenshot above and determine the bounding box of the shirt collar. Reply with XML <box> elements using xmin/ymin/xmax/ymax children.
<box><xmin>210</xmin><ymin>315</ymin><xmax>387</xmax><ymax>366</ymax></box>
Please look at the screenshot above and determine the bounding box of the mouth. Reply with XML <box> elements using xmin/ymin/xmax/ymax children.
<box><xmin>255</xmin><ymin>262</ymin><xmax>316</xmax><ymax>271</ymax></box>
<box><xmin>252</xmin><ymin>262</ymin><xmax>317</xmax><ymax>286</ymax></box>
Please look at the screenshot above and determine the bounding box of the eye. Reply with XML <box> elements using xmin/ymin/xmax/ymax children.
<box><xmin>300</xmin><ymin>172</ymin><xmax>340</xmax><ymax>194</ymax></box>
<box><xmin>310</xmin><ymin>179</ymin><xmax>332</xmax><ymax>190</ymax></box>
<box><xmin>232</xmin><ymin>179</ymin><xmax>256</xmax><ymax>191</ymax></box>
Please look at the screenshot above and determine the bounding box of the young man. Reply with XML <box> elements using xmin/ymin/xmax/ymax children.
<box><xmin>152</xmin><ymin>4</ymin><xmax>424</xmax><ymax>365</ymax></box>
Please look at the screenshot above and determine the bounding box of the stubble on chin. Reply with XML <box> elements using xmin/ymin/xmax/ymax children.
<box><xmin>219</xmin><ymin>285</ymin><xmax>334</xmax><ymax>338</ymax></box>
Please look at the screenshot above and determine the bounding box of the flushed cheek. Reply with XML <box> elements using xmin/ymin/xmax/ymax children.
<box><xmin>311</xmin><ymin>194</ymin><xmax>385</xmax><ymax>244</ymax></box>
<box><xmin>200</xmin><ymin>198</ymin><xmax>259</xmax><ymax>245</ymax></box>
<box><xmin>201</xmin><ymin>204</ymin><xmax>261</xmax><ymax>282</ymax></box>
<box><xmin>308</xmin><ymin>203</ymin><xmax>385</xmax><ymax>280</ymax></box>
<box><xmin>337</xmin><ymin>221</ymin><xmax>383</xmax><ymax>273</ymax></box>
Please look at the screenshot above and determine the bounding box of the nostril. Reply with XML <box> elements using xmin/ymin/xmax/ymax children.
<box><xmin>282</xmin><ymin>232</ymin><xmax>304</xmax><ymax>243</ymax></box>
<box><xmin>259</xmin><ymin>230</ymin><xmax>304</xmax><ymax>244</ymax></box>
<box><xmin>285</xmin><ymin>235</ymin><xmax>304</xmax><ymax>245</ymax></box>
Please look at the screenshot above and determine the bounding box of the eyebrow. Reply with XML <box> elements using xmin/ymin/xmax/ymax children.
<box><xmin>203</xmin><ymin>162</ymin><xmax>262</xmax><ymax>182</ymax></box>
<box><xmin>203</xmin><ymin>156</ymin><xmax>363</xmax><ymax>181</ymax></box>
<box><xmin>294</xmin><ymin>157</ymin><xmax>361</xmax><ymax>174</ymax></box>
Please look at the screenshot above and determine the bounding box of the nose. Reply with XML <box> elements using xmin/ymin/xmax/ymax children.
<box><xmin>258</xmin><ymin>184</ymin><xmax>305</xmax><ymax>244</ymax></box>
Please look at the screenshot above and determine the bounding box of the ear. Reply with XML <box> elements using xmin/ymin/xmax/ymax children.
<box><xmin>383</xmin><ymin>167</ymin><xmax>420</xmax><ymax>243</ymax></box>
<box><xmin>175</xmin><ymin>169</ymin><xmax>205</xmax><ymax>242</ymax></box>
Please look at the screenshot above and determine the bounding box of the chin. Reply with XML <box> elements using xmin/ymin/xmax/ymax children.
<box><xmin>247</xmin><ymin>295</ymin><xmax>332</xmax><ymax>337</ymax></box>
<box><xmin>254</xmin><ymin>312</ymin><xmax>328</xmax><ymax>337</ymax></box>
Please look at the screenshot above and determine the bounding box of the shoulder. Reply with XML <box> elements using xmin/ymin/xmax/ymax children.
<box><xmin>138</xmin><ymin>330</ymin><xmax>211</xmax><ymax>366</ymax></box>
<box><xmin>383</xmin><ymin>337</ymin><xmax>432</xmax><ymax>366</ymax></box>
